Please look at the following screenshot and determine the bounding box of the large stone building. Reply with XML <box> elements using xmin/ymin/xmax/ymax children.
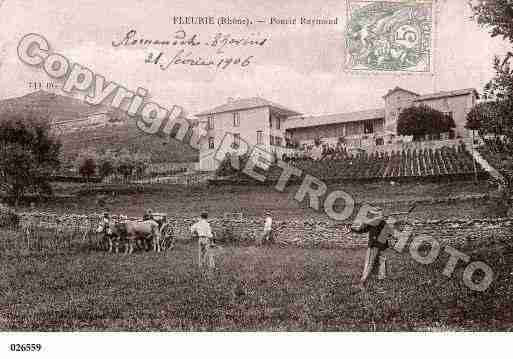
<box><xmin>286</xmin><ymin>87</ymin><xmax>479</xmax><ymax>148</ymax></box>
<box><xmin>196</xmin><ymin>87</ymin><xmax>479</xmax><ymax>171</ymax></box>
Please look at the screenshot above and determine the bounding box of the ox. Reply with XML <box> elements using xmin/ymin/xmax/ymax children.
<box><xmin>96</xmin><ymin>218</ymin><xmax>161</xmax><ymax>254</ymax></box>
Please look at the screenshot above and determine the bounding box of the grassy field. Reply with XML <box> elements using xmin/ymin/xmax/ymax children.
<box><xmin>29</xmin><ymin>180</ymin><xmax>498</xmax><ymax>221</ymax></box>
<box><xmin>2</xmin><ymin>179</ymin><xmax>511</xmax><ymax>331</ymax></box>
<box><xmin>1</xmin><ymin>231</ymin><xmax>512</xmax><ymax>331</ymax></box>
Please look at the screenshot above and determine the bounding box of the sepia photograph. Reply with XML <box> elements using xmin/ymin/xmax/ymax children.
<box><xmin>0</xmin><ymin>0</ymin><xmax>512</xmax><ymax>356</ymax></box>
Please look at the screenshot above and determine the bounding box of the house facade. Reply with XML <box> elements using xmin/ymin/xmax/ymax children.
<box><xmin>195</xmin><ymin>97</ymin><xmax>301</xmax><ymax>171</ymax></box>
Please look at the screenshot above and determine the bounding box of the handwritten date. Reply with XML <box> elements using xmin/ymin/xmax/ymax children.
<box><xmin>145</xmin><ymin>50</ymin><xmax>253</xmax><ymax>70</ymax></box>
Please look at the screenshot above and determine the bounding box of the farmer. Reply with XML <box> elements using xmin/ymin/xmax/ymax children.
<box><xmin>351</xmin><ymin>205</ymin><xmax>390</xmax><ymax>284</ymax></box>
<box><xmin>96</xmin><ymin>212</ymin><xmax>115</xmax><ymax>251</ymax></box>
<box><xmin>97</xmin><ymin>212</ymin><xmax>111</xmax><ymax>233</ymax></box>
<box><xmin>190</xmin><ymin>211</ymin><xmax>215</xmax><ymax>270</ymax></box>
<box><xmin>260</xmin><ymin>210</ymin><xmax>273</xmax><ymax>245</ymax></box>
<box><xmin>143</xmin><ymin>208</ymin><xmax>153</xmax><ymax>221</ymax></box>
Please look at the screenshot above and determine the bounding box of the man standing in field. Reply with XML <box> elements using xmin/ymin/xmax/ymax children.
<box><xmin>190</xmin><ymin>211</ymin><xmax>215</xmax><ymax>271</ymax></box>
<box><xmin>260</xmin><ymin>211</ymin><xmax>273</xmax><ymax>245</ymax></box>
<box><xmin>351</xmin><ymin>205</ymin><xmax>390</xmax><ymax>284</ymax></box>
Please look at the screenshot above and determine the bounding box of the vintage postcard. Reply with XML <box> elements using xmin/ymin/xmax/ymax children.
<box><xmin>0</xmin><ymin>0</ymin><xmax>512</xmax><ymax>356</ymax></box>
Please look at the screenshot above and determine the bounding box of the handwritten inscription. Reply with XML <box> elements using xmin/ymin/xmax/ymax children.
<box><xmin>112</xmin><ymin>29</ymin><xmax>267</xmax><ymax>71</ymax></box>
<box><xmin>146</xmin><ymin>49</ymin><xmax>253</xmax><ymax>70</ymax></box>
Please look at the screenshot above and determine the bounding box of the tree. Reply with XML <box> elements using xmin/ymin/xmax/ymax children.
<box><xmin>465</xmin><ymin>101</ymin><xmax>513</xmax><ymax>138</ymax></box>
<box><xmin>97</xmin><ymin>149</ymin><xmax>116</xmax><ymax>179</ymax></box>
<box><xmin>76</xmin><ymin>149</ymin><xmax>98</xmax><ymax>181</ymax></box>
<box><xmin>115</xmin><ymin>149</ymin><xmax>134</xmax><ymax>181</ymax></box>
<box><xmin>0</xmin><ymin>111</ymin><xmax>61</xmax><ymax>205</ymax></box>
<box><xmin>465</xmin><ymin>104</ymin><xmax>484</xmax><ymax>131</ymax></box>
<box><xmin>470</xmin><ymin>0</ymin><xmax>513</xmax><ymax>213</ymax></box>
<box><xmin>133</xmin><ymin>151</ymin><xmax>151</xmax><ymax>178</ymax></box>
<box><xmin>79</xmin><ymin>158</ymin><xmax>96</xmax><ymax>180</ymax></box>
<box><xmin>397</xmin><ymin>104</ymin><xmax>455</xmax><ymax>141</ymax></box>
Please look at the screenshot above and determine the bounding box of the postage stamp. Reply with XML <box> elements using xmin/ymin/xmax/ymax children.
<box><xmin>344</xmin><ymin>0</ymin><xmax>434</xmax><ymax>73</ymax></box>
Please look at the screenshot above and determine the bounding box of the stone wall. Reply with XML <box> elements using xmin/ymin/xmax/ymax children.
<box><xmin>17</xmin><ymin>211</ymin><xmax>512</xmax><ymax>249</ymax></box>
<box><xmin>171</xmin><ymin>216</ymin><xmax>511</xmax><ymax>249</ymax></box>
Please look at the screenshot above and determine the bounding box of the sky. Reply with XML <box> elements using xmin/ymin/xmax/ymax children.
<box><xmin>0</xmin><ymin>0</ymin><xmax>510</xmax><ymax>117</ymax></box>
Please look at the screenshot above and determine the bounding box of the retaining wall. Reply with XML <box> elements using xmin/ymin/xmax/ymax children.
<box><xmin>15</xmin><ymin>212</ymin><xmax>512</xmax><ymax>249</ymax></box>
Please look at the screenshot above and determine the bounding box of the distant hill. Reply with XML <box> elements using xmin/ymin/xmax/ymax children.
<box><xmin>0</xmin><ymin>90</ymin><xmax>101</xmax><ymax>120</ymax></box>
<box><xmin>0</xmin><ymin>91</ymin><xmax>199</xmax><ymax>163</ymax></box>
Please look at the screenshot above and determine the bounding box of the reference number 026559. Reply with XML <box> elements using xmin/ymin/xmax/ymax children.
<box><xmin>9</xmin><ymin>344</ymin><xmax>42</xmax><ymax>352</ymax></box>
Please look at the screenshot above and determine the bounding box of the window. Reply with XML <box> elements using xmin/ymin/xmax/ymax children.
<box><xmin>364</xmin><ymin>121</ymin><xmax>374</xmax><ymax>134</ymax></box>
<box><xmin>233</xmin><ymin>112</ymin><xmax>240</xmax><ymax>127</ymax></box>
<box><xmin>269</xmin><ymin>117</ymin><xmax>273</xmax><ymax>129</ymax></box>
<box><xmin>257</xmin><ymin>130</ymin><xmax>263</xmax><ymax>145</ymax></box>
<box><xmin>444</xmin><ymin>111</ymin><xmax>454</xmax><ymax>119</ymax></box>
<box><xmin>207</xmin><ymin>116</ymin><xmax>214</xmax><ymax>130</ymax></box>
<box><xmin>276</xmin><ymin>117</ymin><xmax>281</xmax><ymax>130</ymax></box>
<box><xmin>269</xmin><ymin>135</ymin><xmax>275</xmax><ymax>146</ymax></box>
<box><xmin>232</xmin><ymin>133</ymin><xmax>240</xmax><ymax>148</ymax></box>
<box><xmin>346</xmin><ymin>122</ymin><xmax>359</xmax><ymax>136</ymax></box>
<box><xmin>208</xmin><ymin>137</ymin><xmax>215</xmax><ymax>149</ymax></box>
<box><xmin>275</xmin><ymin>137</ymin><xmax>282</xmax><ymax>147</ymax></box>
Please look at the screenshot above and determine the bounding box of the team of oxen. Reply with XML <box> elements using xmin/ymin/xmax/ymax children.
<box><xmin>96</xmin><ymin>215</ymin><xmax>172</xmax><ymax>254</ymax></box>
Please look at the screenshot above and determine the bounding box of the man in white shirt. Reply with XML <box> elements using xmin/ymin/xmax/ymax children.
<box><xmin>190</xmin><ymin>211</ymin><xmax>215</xmax><ymax>270</ymax></box>
<box><xmin>260</xmin><ymin>211</ymin><xmax>273</xmax><ymax>245</ymax></box>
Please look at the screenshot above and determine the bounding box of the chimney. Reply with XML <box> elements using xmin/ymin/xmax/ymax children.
<box><xmin>227</xmin><ymin>97</ymin><xmax>235</xmax><ymax>103</ymax></box>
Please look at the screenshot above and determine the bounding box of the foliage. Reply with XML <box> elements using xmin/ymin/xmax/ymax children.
<box><xmin>115</xmin><ymin>148</ymin><xmax>135</xmax><ymax>180</ymax></box>
<box><xmin>471</xmin><ymin>0</ymin><xmax>513</xmax><ymax>44</ymax></box>
<box><xmin>0</xmin><ymin>203</ymin><xmax>19</xmax><ymax>228</ymax></box>
<box><xmin>75</xmin><ymin>148</ymin><xmax>151</xmax><ymax>181</ymax></box>
<box><xmin>76</xmin><ymin>149</ymin><xmax>98</xmax><ymax>180</ymax></box>
<box><xmin>0</xmin><ymin>111</ymin><xmax>61</xmax><ymax>203</ymax></box>
<box><xmin>466</xmin><ymin>101</ymin><xmax>513</xmax><ymax>149</ymax></box>
<box><xmin>79</xmin><ymin>158</ymin><xmax>96</xmax><ymax>180</ymax></box>
<box><xmin>397</xmin><ymin>105</ymin><xmax>456</xmax><ymax>141</ymax></box>
<box><xmin>97</xmin><ymin>150</ymin><xmax>116</xmax><ymax>179</ymax></box>
<box><xmin>470</xmin><ymin>0</ymin><xmax>513</xmax><ymax>207</ymax></box>
<box><xmin>132</xmin><ymin>151</ymin><xmax>151</xmax><ymax>178</ymax></box>
<box><xmin>470</xmin><ymin>0</ymin><xmax>513</xmax><ymax>112</ymax></box>
<box><xmin>216</xmin><ymin>153</ymin><xmax>251</xmax><ymax>177</ymax></box>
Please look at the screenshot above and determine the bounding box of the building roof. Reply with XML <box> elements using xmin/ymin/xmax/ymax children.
<box><xmin>413</xmin><ymin>88</ymin><xmax>479</xmax><ymax>102</ymax></box>
<box><xmin>286</xmin><ymin>108</ymin><xmax>385</xmax><ymax>130</ymax></box>
<box><xmin>383</xmin><ymin>87</ymin><xmax>420</xmax><ymax>99</ymax></box>
<box><xmin>196</xmin><ymin>97</ymin><xmax>301</xmax><ymax>117</ymax></box>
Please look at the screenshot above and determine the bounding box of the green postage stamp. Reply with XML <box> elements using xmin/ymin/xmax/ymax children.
<box><xmin>345</xmin><ymin>0</ymin><xmax>434</xmax><ymax>73</ymax></box>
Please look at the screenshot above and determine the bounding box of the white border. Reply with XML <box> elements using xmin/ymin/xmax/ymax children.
<box><xmin>0</xmin><ymin>333</ymin><xmax>511</xmax><ymax>359</ymax></box>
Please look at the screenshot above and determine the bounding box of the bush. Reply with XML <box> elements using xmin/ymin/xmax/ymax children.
<box><xmin>398</xmin><ymin>105</ymin><xmax>456</xmax><ymax>141</ymax></box>
<box><xmin>0</xmin><ymin>203</ymin><xmax>19</xmax><ymax>228</ymax></box>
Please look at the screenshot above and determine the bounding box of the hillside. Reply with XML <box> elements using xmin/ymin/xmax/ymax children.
<box><xmin>0</xmin><ymin>90</ymin><xmax>100</xmax><ymax>120</ymax></box>
<box><xmin>0</xmin><ymin>91</ymin><xmax>199</xmax><ymax>163</ymax></box>
<box><xmin>60</xmin><ymin>119</ymin><xmax>199</xmax><ymax>163</ymax></box>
